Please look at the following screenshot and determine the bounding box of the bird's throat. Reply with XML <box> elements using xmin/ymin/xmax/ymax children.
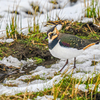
<box><xmin>48</xmin><ymin>37</ymin><xmax>59</xmax><ymax>50</ymax></box>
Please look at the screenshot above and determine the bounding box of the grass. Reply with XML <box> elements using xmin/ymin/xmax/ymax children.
<box><xmin>0</xmin><ymin>30</ymin><xmax>48</xmax><ymax>60</ymax></box>
<box><xmin>85</xmin><ymin>0</ymin><xmax>100</xmax><ymax>23</ymax></box>
<box><xmin>57</xmin><ymin>20</ymin><xmax>100</xmax><ymax>40</ymax></box>
<box><xmin>30</xmin><ymin>2</ymin><xmax>40</xmax><ymax>13</ymax></box>
<box><xmin>3</xmin><ymin>83</ymin><xmax>18</xmax><ymax>87</ymax></box>
<box><xmin>91</xmin><ymin>60</ymin><xmax>98</xmax><ymax>66</ymax></box>
<box><xmin>50</xmin><ymin>0</ymin><xmax>58</xmax><ymax>4</ymax></box>
<box><xmin>33</xmin><ymin>57</ymin><xmax>45</xmax><ymax>64</ymax></box>
<box><xmin>6</xmin><ymin>15</ymin><xmax>18</xmax><ymax>39</ymax></box>
<box><xmin>0</xmin><ymin>46</ymin><xmax>9</xmax><ymax>59</ymax></box>
<box><xmin>6</xmin><ymin>2</ymin><xmax>41</xmax><ymax>41</ymax></box>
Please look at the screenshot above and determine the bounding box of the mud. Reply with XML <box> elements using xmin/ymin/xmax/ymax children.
<box><xmin>0</xmin><ymin>37</ymin><xmax>58</xmax><ymax>82</ymax></box>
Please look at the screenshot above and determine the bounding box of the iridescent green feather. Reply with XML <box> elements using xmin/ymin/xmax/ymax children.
<box><xmin>59</xmin><ymin>34</ymin><xmax>91</xmax><ymax>50</ymax></box>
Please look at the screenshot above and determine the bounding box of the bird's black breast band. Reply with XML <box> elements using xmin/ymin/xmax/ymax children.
<box><xmin>48</xmin><ymin>37</ymin><xmax>59</xmax><ymax>50</ymax></box>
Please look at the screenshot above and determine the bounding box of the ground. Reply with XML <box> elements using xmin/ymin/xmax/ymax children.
<box><xmin>0</xmin><ymin>34</ymin><xmax>57</xmax><ymax>82</ymax></box>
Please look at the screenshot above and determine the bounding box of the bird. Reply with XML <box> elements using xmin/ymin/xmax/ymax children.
<box><xmin>45</xmin><ymin>25</ymin><xmax>99</xmax><ymax>72</ymax></box>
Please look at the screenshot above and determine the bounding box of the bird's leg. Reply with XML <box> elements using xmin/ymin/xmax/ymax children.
<box><xmin>59</xmin><ymin>59</ymin><xmax>68</xmax><ymax>72</ymax></box>
<box><xmin>74</xmin><ymin>57</ymin><xmax>76</xmax><ymax>68</ymax></box>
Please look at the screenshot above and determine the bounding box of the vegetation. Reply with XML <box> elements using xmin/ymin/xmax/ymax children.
<box><xmin>47</xmin><ymin>20</ymin><xmax>100</xmax><ymax>40</ymax></box>
<box><xmin>33</xmin><ymin>57</ymin><xmax>45</xmax><ymax>64</ymax></box>
<box><xmin>50</xmin><ymin>0</ymin><xmax>58</xmax><ymax>4</ymax></box>
<box><xmin>84</xmin><ymin>0</ymin><xmax>100</xmax><ymax>26</ymax></box>
<box><xmin>85</xmin><ymin>0</ymin><xmax>100</xmax><ymax>18</ymax></box>
<box><xmin>6</xmin><ymin>15</ymin><xmax>18</xmax><ymax>39</ymax></box>
<box><xmin>1</xmin><ymin>69</ymin><xmax>100</xmax><ymax>100</ymax></box>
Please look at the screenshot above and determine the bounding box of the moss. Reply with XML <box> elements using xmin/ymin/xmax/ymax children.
<box><xmin>34</xmin><ymin>57</ymin><xmax>45</xmax><ymax>64</ymax></box>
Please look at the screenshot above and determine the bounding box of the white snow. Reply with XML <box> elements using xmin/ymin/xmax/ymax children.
<box><xmin>0</xmin><ymin>56</ymin><xmax>34</xmax><ymax>68</ymax></box>
<box><xmin>36</xmin><ymin>95</ymin><xmax>60</xmax><ymax>100</ymax></box>
<box><xmin>0</xmin><ymin>0</ymin><xmax>93</xmax><ymax>39</ymax></box>
<box><xmin>0</xmin><ymin>75</ymin><xmax>62</xmax><ymax>95</ymax></box>
<box><xmin>75</xmin><ymin>84</ymin><xmax>96</xmax><ymax>92</ymax></box>
<box><xmin>75</xmin><ymin>84</ymin><xmax>88</xmax><ymax>92</ymax></box>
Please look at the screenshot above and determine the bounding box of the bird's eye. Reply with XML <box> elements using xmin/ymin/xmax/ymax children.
<box><xmin>50</xmin><ymin>33</ymin><xmax>55</xmax><ymax>39</ymax></box>
<box><xmin>51</xmin><ymin>33</ymin><xmax>56</xmax><ymax>36</ymax></box>
<box><xmin>51</xmin><ymin>33</ymin><xmax>54</xmax><ymax>36</ymax></box>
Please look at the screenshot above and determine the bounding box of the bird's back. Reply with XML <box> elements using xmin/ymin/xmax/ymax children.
<box><xmin>58</xmin><ymin>33</ymin><xmax>97</xmax><ymax>50</ymax></box>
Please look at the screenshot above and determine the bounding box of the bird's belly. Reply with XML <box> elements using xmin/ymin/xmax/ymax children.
<box><xmin>49</xmin><ymin>43</ymin><xmax>83</xmax><ymax>60</ymax></box>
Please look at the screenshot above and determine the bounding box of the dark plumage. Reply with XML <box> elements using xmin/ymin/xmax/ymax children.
<box><xmin>48</xmin><ymin>37</ymin><xmax>59</xmax><ymax>50</ymax></box>
<box><xmin>47</xmin><ymin>25</ymin><xmax>57</xmax><ymax>34</ymax></box>
<box><xmin>59</xmin><ymin>34</ymin><xmax>92</xmax><ymax>50</ymax></box>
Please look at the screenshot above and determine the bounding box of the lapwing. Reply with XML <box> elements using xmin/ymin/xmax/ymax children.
<box><xmin>45</xmin><ymin>25</ymin><xmax>99</xmax><ymax>72</ymax></box>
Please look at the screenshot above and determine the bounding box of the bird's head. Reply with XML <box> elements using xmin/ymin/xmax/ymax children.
<box><xmin>45</xmin><ymin>25</ymin><xmax>60</xmax><ymax>43</ymax></box>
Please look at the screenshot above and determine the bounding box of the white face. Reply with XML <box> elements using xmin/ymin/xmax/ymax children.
<box><xmin>47</xmin><ymin>32</ymin><xmax>58</xmax><ymax>43</ymax></box>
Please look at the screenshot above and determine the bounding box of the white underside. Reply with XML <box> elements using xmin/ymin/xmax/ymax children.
<box><xmin>49</xmin><ymin>42</ymin><xmax>83</xmax><ymax>60</ymax></box>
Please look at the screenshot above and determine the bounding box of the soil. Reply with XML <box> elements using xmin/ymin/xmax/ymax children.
<box><xmin>0</xmin><ymin>40</ymin><xmax>51</xmax><ymax>61</ymax></box>
<box><xmin>63</xmin><ymin>22</ymin><xmax>100</xmax><ymax>37</ymax></box>
<box><xmin>0</xmin><ymin>37</ymin><xmax>57</xmax><ymax>82</ymax></box>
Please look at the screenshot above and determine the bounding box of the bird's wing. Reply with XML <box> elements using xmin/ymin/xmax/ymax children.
<box><xmin>59</xmin><ymin>34</ymin><xmax>91</xmax><ymax>50</ymax></box>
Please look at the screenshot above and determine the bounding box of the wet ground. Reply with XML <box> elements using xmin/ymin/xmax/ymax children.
<box><xmin>0</xmin><ymin>35</ymin><xmax>58</xmax><ymax>82</ymax></box>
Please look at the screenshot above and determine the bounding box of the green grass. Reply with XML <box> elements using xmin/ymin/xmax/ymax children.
<box><xmin>6</xmin><ymin>15</ymin><xmax>18</xmax><ymax>39</ymax></box>
<box><xmin>85</xmin><ymin>0</ymin><xmax>100</xmax><ymax>18</ymax></box>
<box><xmin>33</xmin><ymin>57</ymin><xmax>45</xmax><ymax>64</ymax></box>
